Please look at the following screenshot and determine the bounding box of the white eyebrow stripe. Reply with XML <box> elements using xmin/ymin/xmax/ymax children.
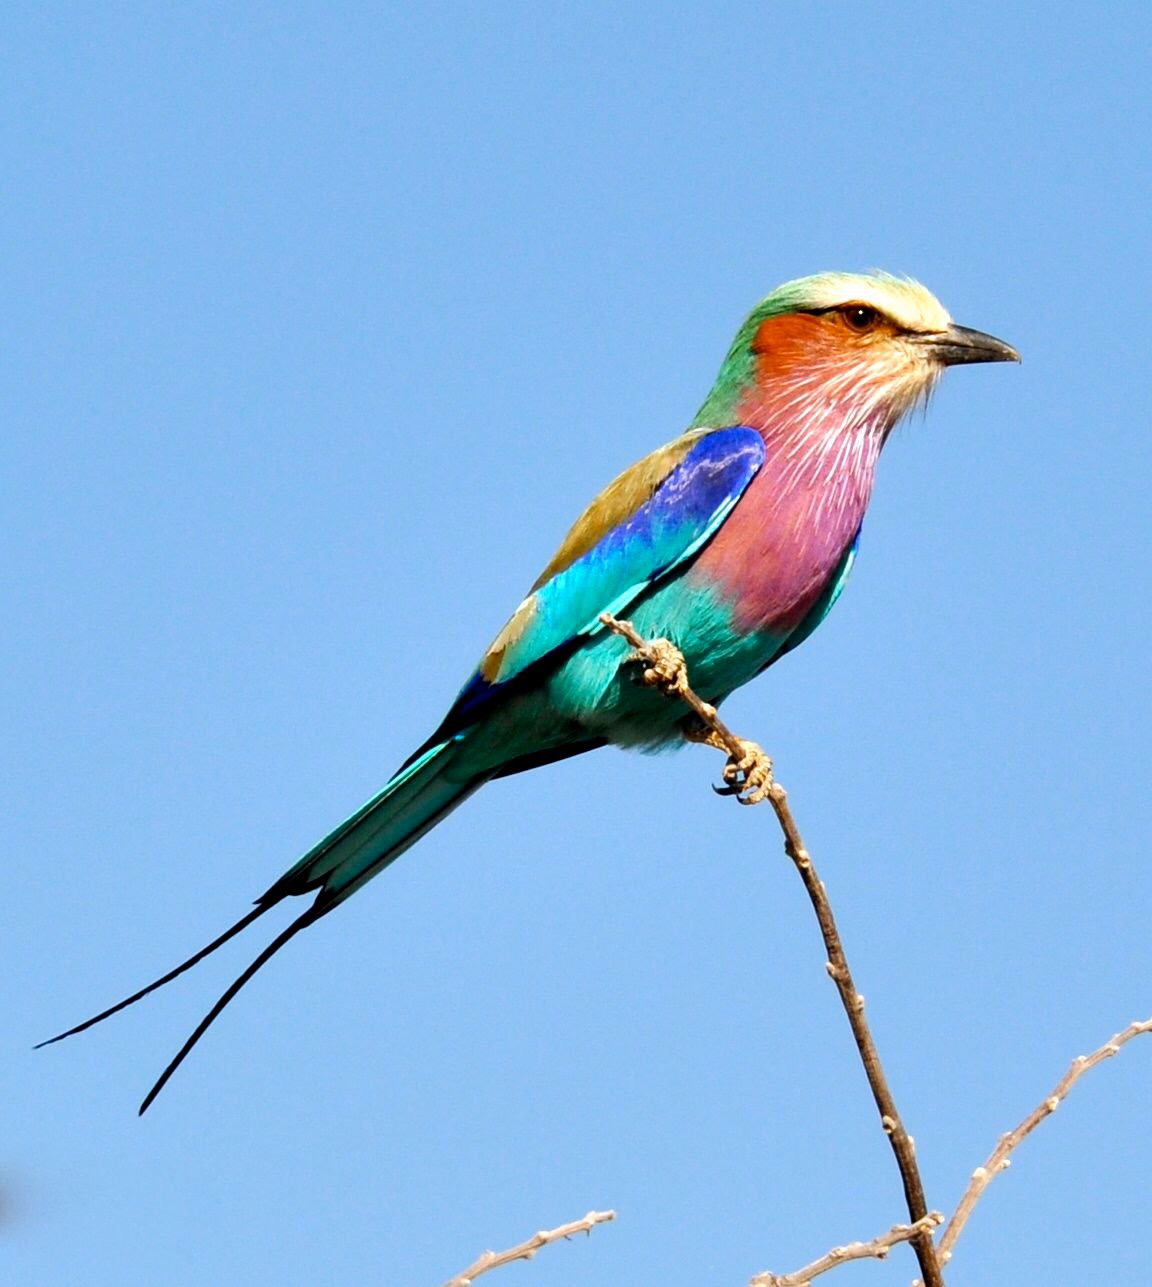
<box><xmin>788</xmin><ymin>272</ymin><xmax>952</xmax><ymax>334</ymax></box>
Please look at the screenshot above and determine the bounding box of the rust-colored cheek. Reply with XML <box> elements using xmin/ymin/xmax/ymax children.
<box><xmin>751</xmin><ymin>313</ymin><xmax>846</xmax><ymax>381</ymax></box>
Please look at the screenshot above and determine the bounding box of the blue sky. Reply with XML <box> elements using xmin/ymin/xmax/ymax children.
<box><xmin>5</xmin><ymin>4</ymin><xmax>1150</xmax><ymax>1284</ymax></box>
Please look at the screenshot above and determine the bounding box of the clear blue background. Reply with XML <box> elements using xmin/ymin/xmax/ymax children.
<box><xmin>5</xmin><ymin>5</ymin><xmax>1149</xmax><ymax>1284</ymax></box>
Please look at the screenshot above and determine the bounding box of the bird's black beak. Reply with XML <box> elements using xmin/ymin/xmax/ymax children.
<box><xmin>917</xmin><ymin>324</ymin><xmax>1020</xmax><ymax>366</ymax></box>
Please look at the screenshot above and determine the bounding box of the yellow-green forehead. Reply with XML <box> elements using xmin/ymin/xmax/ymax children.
<box><xmin>769</xmin><ymin>271</ymin><xmax>951</xmax><ymax>333</ymax></box>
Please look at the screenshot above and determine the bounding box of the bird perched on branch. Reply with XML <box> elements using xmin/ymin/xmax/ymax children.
<box><xmin>42</xmin><ymin>271</ymin><xmax>1018</xmax><ymax>1111</ymax></box>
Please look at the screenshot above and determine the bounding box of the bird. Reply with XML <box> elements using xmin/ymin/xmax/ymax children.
<box><xmin>40</xmin><ymin>271</ymin><xmax>1018</xmax><ymax>1112</ymax></box>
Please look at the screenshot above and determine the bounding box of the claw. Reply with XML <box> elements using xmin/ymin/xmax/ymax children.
<box><xmin>721</xmin><ymin>738</ymin><xmax>774</xmax><ymax>806</ymax></box>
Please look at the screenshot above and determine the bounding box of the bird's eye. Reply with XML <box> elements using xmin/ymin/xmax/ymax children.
<box><xmin>842</xmin><ymin>304</ymin><xmax>879</xmax><ymax>332</ymax></box>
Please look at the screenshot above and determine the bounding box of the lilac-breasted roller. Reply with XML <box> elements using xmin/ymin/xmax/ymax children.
<box><xmin>42</xmin><ymin>271</ymin><xmax>1018</xmax><ymax>1111</ymax></box>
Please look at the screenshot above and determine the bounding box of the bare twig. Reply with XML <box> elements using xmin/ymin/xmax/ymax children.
<box><xmin>600</xmin><ymin>613</ymin><xmax>945</xmax><ymax>1287</ymax></box>
<box><xmin>441</xmin><ymin>1209</ymin><xmax>616</xmax><ymax>1286</ymax></box>
<box><xmin>923</xmin><ymin>1018</ymin><xmax>1152</xmax><ymax>1278</ymax></box>
<box><xmin>749</xmin><ymin>1212</ymin><xmax>943</xmax><ymax>1286</ymax></box>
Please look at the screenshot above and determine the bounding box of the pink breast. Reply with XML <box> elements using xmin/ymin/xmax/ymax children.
<box><xmin>688</xmin><ymin>452</ymin><xmax>873</xmax><ymax>635</ymax></box>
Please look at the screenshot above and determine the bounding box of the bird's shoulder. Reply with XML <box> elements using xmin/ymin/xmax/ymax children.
<box><xmin>531</xmin><ymin>426</ymin><xmax>762</xmax><ymax>589</ymax></box>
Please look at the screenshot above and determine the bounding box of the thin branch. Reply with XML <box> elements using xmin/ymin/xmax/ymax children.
<box><xmin>441</xmin><ymin>1210</ymin><xmax>616</xmax><ymax>1287</ymax></box>
<box><xmin>924</xmin><ymin>1018</ymin><xmax>1152</xmax><ymax>1277</ymax></box>
<box><xmin>600</xmin><ymin>613</ymin><xmax>945</xmax><ymax>1287</ymax></box>
<box><xmin>749</xmin><ymin>1213</ymin><xmax>943</xmax><ymax>1287</ymax></box>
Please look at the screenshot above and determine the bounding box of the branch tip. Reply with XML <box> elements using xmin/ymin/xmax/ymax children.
<box><xmin>442</xmin><ymin>1210</ymin><xmax>616</xmax><ymax>1287</ymax></box>
<box><xmin>936</xmin><ymin>1018</ymin><xmax>1152</xmax><ymax>1266</ymax></box>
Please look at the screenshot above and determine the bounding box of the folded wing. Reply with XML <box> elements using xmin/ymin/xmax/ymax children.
<box><xmin>439</xmin><ymin>425</ymin><xmax>766</xmax><ymax>735</ymax></box>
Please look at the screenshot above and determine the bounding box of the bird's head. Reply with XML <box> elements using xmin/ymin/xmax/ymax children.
<box><xmin>694</xmin><ymin>271</ymin><xmax>1019</xmax><ymax>435</ymax></box>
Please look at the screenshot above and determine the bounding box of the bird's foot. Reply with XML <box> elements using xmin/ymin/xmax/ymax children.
<box><xmin>627</xmin><ymin>636</ymin><xmax>689</xmax><ymax>698</ymax></box>
<box><xmin>717</xmin><ymin>738</ymin><xmax>775</xmax><ymax>806</ymax></box>
<box><xmin>683</xmin><ymin>723</ymin><xmax>774</xmax><ymax>806</ymax></box>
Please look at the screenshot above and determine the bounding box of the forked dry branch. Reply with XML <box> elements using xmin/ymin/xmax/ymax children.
<box><xmin>439</xmin><ymin>617</ymin><xmax>1150</xmax><ymax>1287</ymax></box>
